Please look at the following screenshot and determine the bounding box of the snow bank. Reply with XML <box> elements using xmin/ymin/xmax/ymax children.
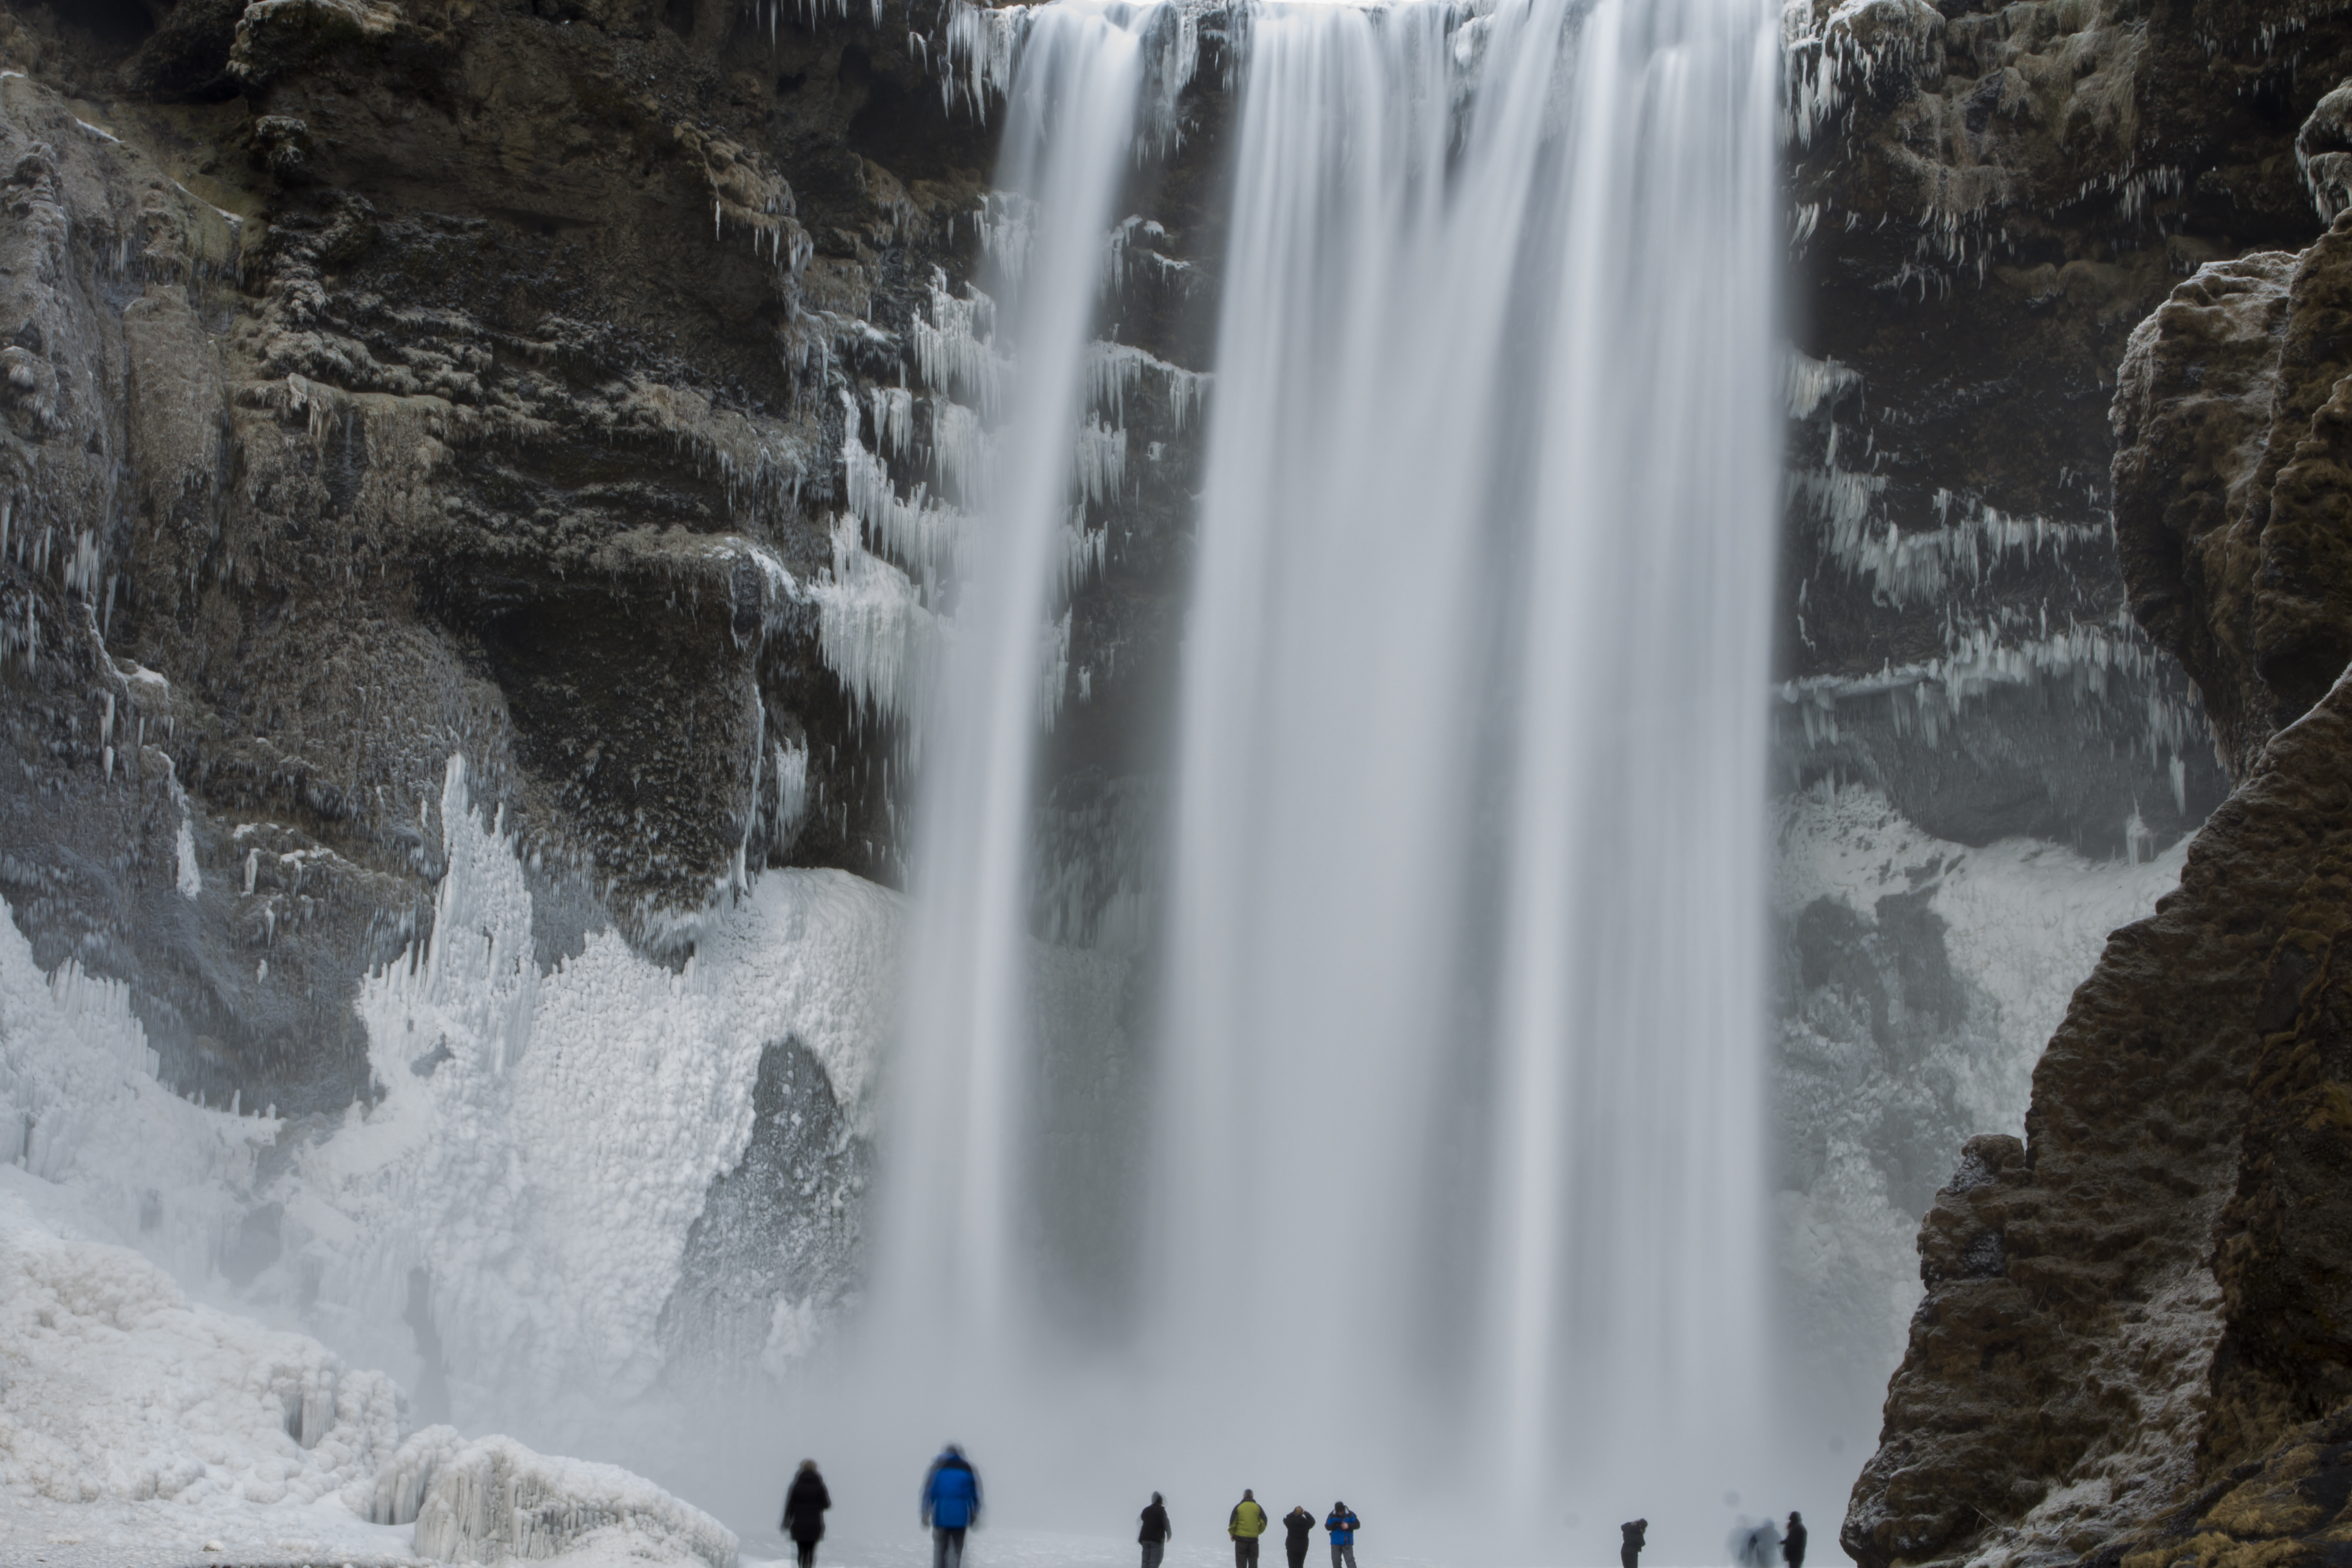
<box><xmin>400</xmin><ymin>1431</ymin><xmax>736</xmax><ymax>1568</ymax></box>
<box><xmin>0</xmin><ymin>1191</ymin><xmax>737</xmax><ymax>1567</ymax></box>
<box><xmin>0</xmin><ymin>1189</ymin><xmax>401</xmax><ymax>1512</ymax></box>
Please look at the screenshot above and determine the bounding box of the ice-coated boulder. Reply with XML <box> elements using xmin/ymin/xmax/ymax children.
<box><xmin>394</xmin><ymin>1431</ymin><xmax>737</xmax><ymax>1568</ymax></box>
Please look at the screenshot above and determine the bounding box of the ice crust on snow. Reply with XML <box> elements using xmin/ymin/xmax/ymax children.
<box><xmin>0</xmin><ymin>1193</ymin><xmax>745</xmax><ymax>1568</ymax></box>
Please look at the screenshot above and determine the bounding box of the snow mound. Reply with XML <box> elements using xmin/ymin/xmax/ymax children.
<box><xmin>403</xmin><ymin>1431</ymin><xmax>736</xmax><ymax>1568</ymax></box>
<box><xmin>0</xmin><ymin>1190</ymin><xmax>403</xmax><ymax>1509</ymax></box>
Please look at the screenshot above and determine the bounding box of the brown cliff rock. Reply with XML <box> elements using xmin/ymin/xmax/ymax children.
<box><xmin>1847</xmin><ymin>672</ymin><xmax>2352</xmax><ymax>1568</ymax></box>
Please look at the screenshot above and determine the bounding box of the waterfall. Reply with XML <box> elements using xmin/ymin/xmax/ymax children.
<box><xmin>862</xmin><ymin>0</ymin><xmax>1784</xmax><ymax>1548</ymax></box>
<box><xmin>867</xmin><ymin>0</ymin><xmax>1151</xmax><ymax>1381</ymax></box>
<box><xmin>1157</xmin><ymin>0</ymin><xmax>1783</xmax><ymax>1536</ymax></box>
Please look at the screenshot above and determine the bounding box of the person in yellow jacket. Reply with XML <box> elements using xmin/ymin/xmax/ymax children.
<box><xmin>1229</xmin><ymin>1490</ymin><xmax>1270</xmax><ymax>1568</ymax></box>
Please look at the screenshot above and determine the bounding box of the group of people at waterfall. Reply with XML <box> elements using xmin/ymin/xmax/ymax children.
<box><xmin>1175</xmin><ymin>1488</ymin><xmax>1362</xmax><ymax>1568</ymax></box>
<box><xmin>779</xmin><ymin>1446</ymin><xmax>1802</xmax><ymax>1568</ymax></box>
<box><xmin>775</xmin><ymin>1450</ymin><xmax>1361</xmax><ymax>1568</ymax></box>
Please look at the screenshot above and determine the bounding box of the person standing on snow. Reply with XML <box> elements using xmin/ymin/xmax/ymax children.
<box><xmin>1620</xmin><ymin>1519</ymin><xmax>1647</xmax><ymax>1568</ymax></box>
<box><xmin>781</xmin><ymin>1460</ymin><xmax>831</xmax><ymax>1568</ymax></box>
<box><xmin>1324</xmin><ymin>1501</ymin><xmax>1361</xmax><ymax>1568</ymax></box>
<box><xmin>1283</xmin><ymin>1506</ymin><xmax>1316</xmax><ymax>1568</ymax></box>
<box><xmin>1230</xmin><ymin>1490</ymin><xmax>1270</xmax><ymax>1568</ymax></box>
<box><xmin>1141</xmin><ymin>1492</ymin><xmax>1174</xmax><ymax>1568</ymax></box>
<box><xmin>921</xmin><ymin>1444</ymin><xmax>984</xmax><ymax>1568</ymax></box>
<box><xmin>1783</xmin><ymin>1513</ymin><xmax>1807</xmax><ymax>1568</ymax></box>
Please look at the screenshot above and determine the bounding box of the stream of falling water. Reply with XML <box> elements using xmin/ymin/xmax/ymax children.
<box><xmin>868</xmin><ymin>0</ymin><xmax>1150</xmax><ymax>1358</ymax></box>
<box><xmin>864</xmin><ymin>0</ymin><xmax>1784</xmax><ymax>1553</ymax></box>
<box><xmin>1158</xmin><ymin>0</ymin><xmax>1783</xmax><ymax>1539</ymax></box>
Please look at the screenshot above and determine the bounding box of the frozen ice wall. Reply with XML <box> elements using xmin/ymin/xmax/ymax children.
<box><xmin>1771</xmin><ymin>784</ymin><xmax>2195</xmax><ymax>1474</ymax></box>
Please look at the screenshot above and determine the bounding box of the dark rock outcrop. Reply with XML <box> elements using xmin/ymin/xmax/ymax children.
<box><xmin>2113</xmin><ymin>217</ymin><xmax>2352</xmax><ymax>782</ymax></box>
<box><xmin>1851</xmin><ymin>76</ymin><xmax>2352</xmax><ymax>1566</ymax></box>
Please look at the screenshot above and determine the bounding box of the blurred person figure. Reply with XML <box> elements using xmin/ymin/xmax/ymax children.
<box><xmin>1732</xmin><ymin>1517</ymin><xmax>1781</xmax><ymax>1568</ymax></box>
<box><xmin>1284</xmin><ymin>1506</ymin><xmax>1317</xmax><ymax>1568</ymax></box>
<box><xmin>1621</xmin><ymin>1519</ymin><xmax>1647</xmax><ymax>1568</ymax></box>
<box><xmin>1230</xmin><ymin>1489</ymin><xmax>1269</xmax><ymax>1568</ymax></box>
<box><xmin>1325</xmin><ymin>1501</ymin><xmax>1360</xmax><ymax>1568</ymax></box>
<box><xmin>1142</xmin><ymin>1492</ymin><xmax>1174</xmax><ymax>1568</ymax></box>
<box><xmin>1784</xmin><ymin>1514</ymin><xmax>1807</xmax><ymax>1568</ymax></box>
<box><xmin>781</xmin><ymin>1460</ymin><xmax>831</xmax><ymax>1568</ymax></box>
<box><xmin>922</xmin><ymin>1444</ymin><xmax>984</xmax><ymax>1568</ymax></box>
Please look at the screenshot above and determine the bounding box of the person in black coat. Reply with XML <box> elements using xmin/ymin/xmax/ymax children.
<box><xmin>1141</xmin><ymin>1492</ymin><xmax>1174</xmax><ymax>1568</ymax></box>
<box><xmin>1283</xmin><ymin>1506</ymin><xmax>1316</xmax><ymax>1568</ymax></box>
<box><xmin>783</xmin><ymin>1459</ymin><xmax>832</xmax><ymax>1568</ymax></box>
<box><xmin>1784</xmin><ymin>1513</ymin><xmax>1807</xmax><ymax>1568</ymax></box>
<box><xmin>1621</xmin><ymin>1519</ymin><xmax>1647</xmax><ymax>1568</ymax></box>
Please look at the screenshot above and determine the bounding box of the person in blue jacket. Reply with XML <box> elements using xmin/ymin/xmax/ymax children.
<box><xmin>922</xmin><ymin>1445</ymin><xmax>984</xmax><ymax>1568</ymax></box>
<box><xmin>1325</xmin><ymin>1502</ymin><xmax>1360</xmax><ymax>1568</ymax></box>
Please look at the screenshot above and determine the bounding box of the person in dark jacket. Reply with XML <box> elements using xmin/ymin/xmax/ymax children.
<box><xmin>1324</xmin><ymin>1502</ymin><xmax>1360</xmax><ymax>1568</ymax></box>
<box><xmin>1621</xmin><ymin>1519</ymin><xmax>1647</xmax><ymax>1568</ymax></box>
<box><xmin>782</xmin><ymin>1460</ymin><xmax>831</xmax><ymax>1568</ymax></box>
<box><xmin>921</xmin><ymin>1445</ymin><xmax>983</xmax><ymax>1568</ymax></box>
<box><xmin>1282</xmin><ymin>1506</ymin><xmax>1316</xmax><ymax>1568</ymax></box>
<box><xmin>1141</xmin><ymin>1492</ymin><xmax>1173</xmax><ymax>1568</ymax></box>
<box><xmin>1783</xmin><ymin>1513</ymin><xmax>1807</xmax><ymax>1568</ymax></box>
<box><xmin>1230</xmin><ymin>1490</ymin><xmax>1269</xmax><ymax>1568</ymax></box>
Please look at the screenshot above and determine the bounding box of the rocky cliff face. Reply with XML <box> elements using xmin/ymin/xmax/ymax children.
<box><xmin>0</xmin><ymin>0</ymin><xmax>1210</xmax><ymax>1122</ymax></box>
<box><xmin>1844</xmin><ymin>29</ymin><xmax>2352</xmax><ymax>1568</ymax></box>
<box><xmin>1771</xmin><ymin>0</ymin><xmax>2352</xmax><ymax>1473</ymax></box>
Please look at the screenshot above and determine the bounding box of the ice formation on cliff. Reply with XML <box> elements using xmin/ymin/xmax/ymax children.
<box><xmin>242</xmin><ymin>757</ymin><xmax>902</xmax><ymax>1429</ymax></box>
<box><xmin>1773</xmin><ymin>780</ymin><xmax>2191</xmax><ymax>1431</ymax></box>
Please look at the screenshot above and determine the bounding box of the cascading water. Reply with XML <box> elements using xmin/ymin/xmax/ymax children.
<box><xmin>866</xmin><ymin>0</ymin><xmax>1151</xmax><ymax>1392</ymax></box>
<box><xmin>1153</xmin><ymin>0</ymin><xmax>1783</xmax><ymax>1541</ymax></box>
<box><xmin>862</xmin><ymin>0</ymin><xmax>1785</xmax><ymax>1550</ymax></box>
